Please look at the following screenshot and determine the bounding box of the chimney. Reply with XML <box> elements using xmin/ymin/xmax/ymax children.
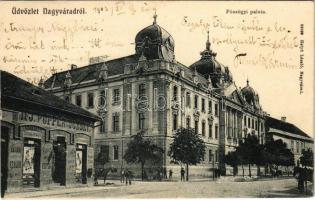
<box><xmin>281</xmin><ymin>116</ymin><xmax>286</xmax><ymax>122</ymax></box>
<box><xmin>71</xmin><ymin>64</ymin><xmax>77</xmax><ymax>70</ymax></box>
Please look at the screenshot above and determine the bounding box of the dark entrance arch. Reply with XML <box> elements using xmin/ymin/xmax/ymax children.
<box><xmin>53</xmin><ymin>136</ymin><xmax>67</xmax><ymax>186</ymax></box>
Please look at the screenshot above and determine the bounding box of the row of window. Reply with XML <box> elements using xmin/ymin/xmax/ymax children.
<box><xmin>67</xmin><ymin>83</ymin><xmax>149</xmax><ymax>108</ymax></box>
<box><xmin>291</xmin><ymin>140</ymin><xmax>306</xmax><ymax>154</ymax></box>
<box><xmin>100</xmin><ymin>112</ymin><xmax>147</xmax><ymax>133</ymax></box>
<box><xmin>99</xmin><ymin>145</ymin><xmax>119</xmax><ymax>161</ymax></box>
<box><xmin>172</xmin><ymin>115</ymin><xmax>219</xmax><ymax>139</ymax></box>
<box><xmin>172</xmin><ymin>86</ymin><xmax>219</xmax><ymax>116</ymax></box>
<box><xmin>243</xmin><ymin>116</ymin><xmax>263</xmax><ymax>131</ymax></box>
<box><xmin>66</xmin><ymin>88</ymin><xmax>121</xmax><ymax>108</ymax></box>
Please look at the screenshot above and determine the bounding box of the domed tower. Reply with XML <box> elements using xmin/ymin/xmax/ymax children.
<box><xmin>190</xmin><ymin>31</ymin><xmax>233</xmax><ymax>87</ymax></box>
<box><xmin>135</xmin><ymin>12</ymin><xmax>175</xmax><ymax>62</ymax></box>
<box><xmin>241</xmin><ymin>79</ymin><xmax>261</xmax><ymax>110</ymax></box>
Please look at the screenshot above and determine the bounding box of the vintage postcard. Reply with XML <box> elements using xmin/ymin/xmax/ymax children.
<box><xmin>0</xmin><ymin>1</ymin><xmax>314</xmax><ymax>198</ymax></box>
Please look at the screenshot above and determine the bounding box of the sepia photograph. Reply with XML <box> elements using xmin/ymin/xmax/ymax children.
<box><xmin>0</xmin><ymin>1</ymin><xmax>314</xmax><ymax>198</ymax></box>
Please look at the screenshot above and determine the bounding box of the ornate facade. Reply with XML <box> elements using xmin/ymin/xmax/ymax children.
<box><xmin>43</xmin><ymin>15</ymin><xmax>268</xmax><ymax>178</ymax></box>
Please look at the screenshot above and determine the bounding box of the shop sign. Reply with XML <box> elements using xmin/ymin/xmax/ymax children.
<box><xmin>19</xmin><ymin>112</ymin><xmax>91</xmax><ymax>132</ymax></box>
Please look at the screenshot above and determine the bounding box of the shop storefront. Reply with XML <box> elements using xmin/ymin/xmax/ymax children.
<box><xmin>1</xmin><ymin>71</ymin><xmax>100</xmax><ymax>193</ymax></box>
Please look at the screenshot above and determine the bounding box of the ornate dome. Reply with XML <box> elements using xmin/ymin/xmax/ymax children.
<box><xmin>190</xmin><ymin>31</ymin><xmax>233</xmax><ymax>87</ymax></box>
<box><xmin>135</xmin><ymin>13</ymin><xmax>175</xmax><ymax>62</ymax></box>
<box><xmin>241</xmin><ymin>80</ymin><xmax>261</xmax><ymax>109</ymax></box>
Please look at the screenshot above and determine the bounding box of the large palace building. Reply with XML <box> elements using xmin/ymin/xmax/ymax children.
<box><xmin>42</xmin><ymin>15</ymin><xmax>308</xmax><ymax>179</ymax></box>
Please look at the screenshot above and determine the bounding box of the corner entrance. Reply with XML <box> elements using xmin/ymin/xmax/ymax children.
<box><xmin>23</xmin><ymin>138</ymin><xmax>41</xmax><ymax>188</ymax></box>
<box><xmin>53</xmin><ymin>137</ymin><xmax>66</xmax><ymax>186</ymax></box>
<box><xmin>76</xmin><ymin>144</ymin><xmax>87</xmax><ymax>184</ymax></box>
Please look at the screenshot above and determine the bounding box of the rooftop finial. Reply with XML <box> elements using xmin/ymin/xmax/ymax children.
<box><xmin>153</xmin><ymin>10</ymin><xmax>157</xmax><ymax>24</ymax></box>
<box><xmin>206</xmin><ymin>30</ymin><xmax>210</xmax><ymax>50</ymax></box>
<box><xmin>246</xmin><ymin>78</ymin><xmax>249</xmax><ymax>86</ymax></box>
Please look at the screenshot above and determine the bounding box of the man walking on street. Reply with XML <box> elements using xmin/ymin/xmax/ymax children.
<box><xmin>121</xmin><ymin>169</ymin><xmax>125</xmax><ymax>184</ymax></box>
<box><xmin>180</xmin><ymin>167</ymin><xmax>185</xmax><ymax>181</ymax></box>
<box><xmin>169</xmin><ymin>169</ymin><xmax>173</xmax><ymax>180</ymax></box>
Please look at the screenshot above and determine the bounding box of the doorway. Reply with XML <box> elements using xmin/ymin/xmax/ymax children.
<box><xmin>76</xmin><ymin>144</ymin><xmax>87</xmax><ymax>184</ymax></box>
<box><xmin>53</xmin><ymin>137</ymin><xmax>66</xmax><ymax>186</ymax></box>
<box><xmin>1</xmin><ymin>126</ymin><xmax>9</xmax><ymax>196</ymax></box>
<box><xmin>23</xmin><ymin>138</ymin><xmax>41</xmax><ymax>188</ymax></box>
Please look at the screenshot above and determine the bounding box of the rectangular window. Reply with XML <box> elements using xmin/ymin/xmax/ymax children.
<box><xmin>248</xmin><ymin>118</ymin><xmax>251</xmax><ymax>128</ymax></box>
<box><xmin>296</xmin><ymin>141</ymin><xmax>299</xmax><ymax>153</ymax></box>
<box><xmin>75</xmin><ymin>95</ymin><xmax>82</xmax><ymax>107</ymax></box>
<box><xmin>112</xmin><ymin>114</ymin><xmax>119</xmax><ymax>132</ymax></box>
<box><xmin>201</xmin><ymin>98</ymin><xmax>205</xmax><ymax>112</ymax></box>
<box><xmin>244</xmin><ymin>116</ymin><xmax>247</xmax><ymax>126</ymax></box>
<box><xmin>173</xmin><ymin>114</ymin><xmax>178</xmax><ymax>131</ymax></box>
<box><xmin>186</xmin><ymin>117</ymin><xmax>190</xmax><ymax>128</ymax></box>
<box><xmin>113</xmin><ymin>145</ymin><xmax>119</xmax><ymax>160</ymax></box>
<box><xmin>195</xmin><ymin>120</ymin><xmax>199</xmax><ymax>134</ymax></box>
<box><xmin>202</xmin><ymin>121</ymin><xmax>206</xmax><ymax>137</ymax></box>
<box><xmin>215</xmin><ymin>150</ymin><xmax>218</xmax><ymax>162</ymax></box>
<box><xmin>100</xmin><ymin>145</ymin><xmax>109</xmax><ymax>163</ymax></box>
<box><xmin>87</xmin><ymin>93</ymin><xmax>94</xmax><ymax>108</ymax></box>
<box><xmin>113</xmin><ymin>88</ymin><xmax>120</xmax><ymax>104</ymax></box>
<box><xmin>215</xmin><ymin>125</ymin><xmax>218</xmax><ymax>139</ymax></box>
<box><xmin>209</xmin><ymin>150</ymin><xmax>212</xmax><ymax>162</ymax></box>
<box><xmin>139</xmin><ymin>113</ymin><xmax>145</xmax><ymax>130</ymax></box>
<box><xmin>209</xmin><ymin>124</ymin><xmax>213</xmax><ymax>138</ymax></box>
<box><xmin>186</xmin><ymin>92</ymin><xmax>191</xmax><ymax>107</ymax></box>
<box><xmin>139</xmin><ymin>83</ymin><xmax>146</xmax><ymax>97</ymax></box>
<box><xmin>208</xmin><ymin>100</ymin><xmax>212</xmax><ymax>113</ymax></box>
<box><xmin>214</xmin><ymin>103</ymin><xmax>219</xmax><ymax>116</ymax></box>
<box><xmin>252</xmin><ymin>119</ymin><xmax>254</xmax><ymax>129</ymax></box>
<box><xmin>194</xmin><ymin>95</ymin><xmax>198</xmax><ymax>109</ymax></box>
<box><xmin>173</xmin><ymin>86</ymin><xmax>178</xmax><ymax>101</ymax></box>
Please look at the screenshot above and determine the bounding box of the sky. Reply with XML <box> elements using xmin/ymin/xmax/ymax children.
<box><xmin>0</xmin><ymin>1</ymin><xmax>313</xmax><ymax>137</ymax></box>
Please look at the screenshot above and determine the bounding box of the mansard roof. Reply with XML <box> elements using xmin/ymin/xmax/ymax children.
<box><xmin>43</xmin><ymin>53</ymin><xmax>212</xmax><ymax>92</ymax></box>
<box><xmin>1</xmin><ymin>70</ymin><xmax>100</xmax><ymax>123</ymax></box>
<box><xmin>44</xmin><ymin>54</ymin><xmax>137</xmax><ymax>89</ymax></box>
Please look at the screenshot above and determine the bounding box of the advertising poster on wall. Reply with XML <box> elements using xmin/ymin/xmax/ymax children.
<box><xmin>76</xmin><ymin>150</ymin><xmax>82</xmax><ymax>174</ymax></box>
<box><xmin>22</xmin><ymin>146</ymin><xmax>34</xmax><ymax>176</ymax></box>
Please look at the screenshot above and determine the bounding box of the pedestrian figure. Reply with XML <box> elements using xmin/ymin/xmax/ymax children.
<box><xmin>159</xmin><ymin>170</ymin><xmax>163</xmax><ymax>181</ymax></box>
<box><xmin>163</xmin><ymin>168</ymin><xmax>167</xmax><ymax>179</ymax></box>
<box><xmin>128</xmin><ymin>170</ymin><xmax>132</xmax><ymax>185</ymax></box>
<box><xmin>180</xmin><ymin>167</ymin><xmax>185</xmax><ymax>181</ymax></box>
<box><xmin>121</xmin><ymin>169</ymin><xmax>125</xmax><ymax>183</ymax></box>
<box><xmin>169</xmin><ymin>169</ymin><xmax>173</xmax><ymax>180</ymax></box>
<box><xmin>94</xmin><ymin>173</ymin><xmax>98</xmax><ymax>185</ymax></box>
<box><xmin>125</xmin><ymin>170</ymin><xmax>129</xmax><ymax>185</ymax></box>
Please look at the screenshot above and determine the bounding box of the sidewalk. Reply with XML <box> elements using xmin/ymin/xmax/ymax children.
<box><xmin>5</xmin><ymin>181</ymin><xmax>123</xmax><ymax>198</ymax></box>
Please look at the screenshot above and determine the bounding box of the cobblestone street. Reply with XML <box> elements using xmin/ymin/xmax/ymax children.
<box><xmin>6</xmin><ymin>178</ymin><xmax>312</xmax><ymax>198</ymax></box>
